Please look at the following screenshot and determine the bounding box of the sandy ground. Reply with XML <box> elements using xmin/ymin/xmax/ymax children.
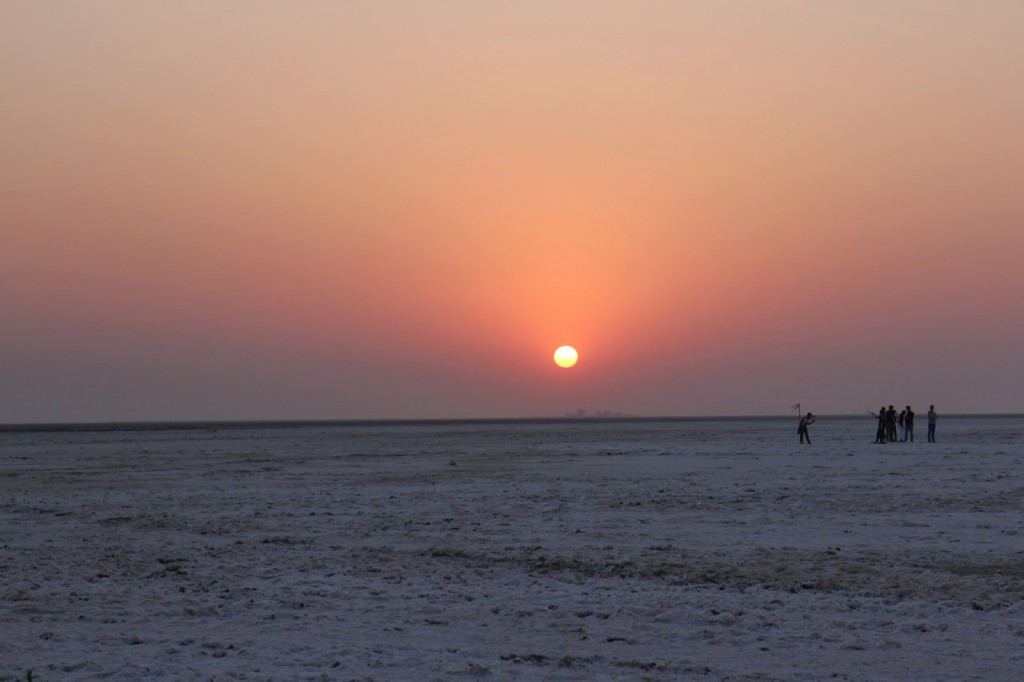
<box><xmin>1</xmin><ymin>417</ymin><xmax>1022</xmax><ymax>681</ymax></box>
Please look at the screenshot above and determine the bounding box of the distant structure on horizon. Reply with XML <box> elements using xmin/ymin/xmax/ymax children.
<box><xmin>564</xmin><ymin>409</ymin><xmax>635</xmax><ymax>418</ymax></box>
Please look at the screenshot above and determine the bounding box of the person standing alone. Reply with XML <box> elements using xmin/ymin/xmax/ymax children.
<box><xmin>798</xmin><ymin>412</ymin><xmax>816</xmax><ymax>444</ymax></box>
<box><xmin>927</xmin><ymin>405</ymin><xmax>938</xmax><ymax>442</ymax></box>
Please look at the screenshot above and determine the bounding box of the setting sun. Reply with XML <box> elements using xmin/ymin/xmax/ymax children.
<box><xmin>553</xmin><ymin>345</ymin><xmax>578</xmax><ymax>368</ymax></box>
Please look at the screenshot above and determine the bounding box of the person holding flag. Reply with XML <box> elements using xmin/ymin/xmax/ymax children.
<box><xmin>795</xmin><ymin>405</ymin><xmax>815</xmax><ymax>444</ymax></box>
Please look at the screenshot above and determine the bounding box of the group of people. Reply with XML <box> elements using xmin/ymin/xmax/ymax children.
<box><xmin>795</xmin><ymin>405</ymin><xmax>939</xmax><ymax>444</ymax></box>
<box><xmin>870</xmin><ymin>405</ymin><xmax>938</xmax><ymax>443</ymax></box>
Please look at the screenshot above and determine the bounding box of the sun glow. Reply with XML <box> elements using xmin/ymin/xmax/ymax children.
<box><xmin>553</xmin><ymin>345</ymin><xmax>578</xmax><ymax>368</ymax></box>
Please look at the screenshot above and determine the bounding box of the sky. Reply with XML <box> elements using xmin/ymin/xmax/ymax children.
<box><xmin>2</xmin><ymin>1</ymin><xmax>1023</xmax><ymax>422</ymax></box>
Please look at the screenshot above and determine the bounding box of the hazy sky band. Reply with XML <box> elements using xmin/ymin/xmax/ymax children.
<box><xmin>2</xmin><ymin>2</ymin><xmax>1022</xmax><ymax>421</ymax></box>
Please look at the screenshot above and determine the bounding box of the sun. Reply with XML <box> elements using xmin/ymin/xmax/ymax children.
<box><xmin>553</xmin><ymin>345</ymin><xmax>578</xmax><ymax>368</ymax></box>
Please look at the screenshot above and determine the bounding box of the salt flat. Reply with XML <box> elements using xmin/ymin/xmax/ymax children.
<box><xmin>1</xmin><ymin>417</ymin><xmax>1022</xmax><ymax>681</ymax></box>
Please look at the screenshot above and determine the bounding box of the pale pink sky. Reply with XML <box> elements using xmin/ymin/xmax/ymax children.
<box><xmin>2</xmin><ymin>2</ymin><xmax>1023</xmax><ymax>422</ymax></box>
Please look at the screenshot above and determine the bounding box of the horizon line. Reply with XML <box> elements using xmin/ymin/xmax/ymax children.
<box><xmin>2</xmin><ymin>412</ymin><xmax>1020</xmax><ymax>433</ymax></box>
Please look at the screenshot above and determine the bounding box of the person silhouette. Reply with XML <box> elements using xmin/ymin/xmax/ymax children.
<box><xmin>798</xmin><ymin>412</ymin><xmax>815</xmax><ymax>444</ymax></box>
<box><xmin>886</xmin><ymin>405</ymin><xmax>897</xmax><ymax>443</ymax></box>
<box><xmin>903</xmin><ymin>405</ymin><xmax>915</xmax><ymax>442</ymax></box>
<box><xmin>870</xmin><ymin>406</ymin><xmax>888</xmax><ymax>443</ymax></box>
<box><xmin>927</xmin><ymin>405</ymin><xmax>937</xmax><ymax>442</ymax></box>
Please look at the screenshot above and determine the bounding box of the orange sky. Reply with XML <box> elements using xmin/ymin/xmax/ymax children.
<box><xmin>2</xmin><ymin>1</ymin><xmax>1023</xmax><ymax>421</ymax></box>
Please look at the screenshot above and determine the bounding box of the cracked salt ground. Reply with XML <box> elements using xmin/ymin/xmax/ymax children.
<box><xmin>0</xmin><ymin>417</ymin><xmax>1022</xmax><ymax>680</ymax></box>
